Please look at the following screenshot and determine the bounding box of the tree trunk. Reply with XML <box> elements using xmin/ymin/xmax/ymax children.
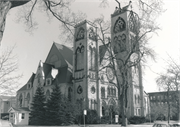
<box><xmin>121</xmin><ymin>70</ymin><xmax>128</xmax><ymax>127</ymax></box>
<box><xmin>167</xmin><ymin>87</ymin><xmax>170</xmax><ymax>123</ymax></box>
<box><xmin>0</xmin><ymin>0</ymin><xmax>30</xmax><ymax>45</ymax></box>
<box><xmin>0</xmin><ymin>1</ymin><xmax>12</xmax><ymax>45</ymax></box>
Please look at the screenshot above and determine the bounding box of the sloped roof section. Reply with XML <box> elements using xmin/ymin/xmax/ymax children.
<box><xmin>0</xmin><ymin>96</ymin><xmax>15</xmax><ymax>101</ymax></box>
<box><xmin>9</xmin><ymin>107</ymin><xmax>30</xmax><ymax>112</ymax></box>
<box><xmin>17</xmin><ymin>73</ymin><xmax>35</xmax><ymax>92</ymax></box>
<box><xmin>54</xmin><ymin>43</ymin><xmax>73</xmax><ymax>66</ymax></box>
<box><xmin>99</xmin><ymin>43</ymin><xmax>109</xmax><ymax>64</ymax></box>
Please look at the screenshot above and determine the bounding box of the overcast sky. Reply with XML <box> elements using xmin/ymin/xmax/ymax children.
<box><xmin>1</xmin><ymin>0</ymin><xmax>180</xmax><ymax>93</ymax></box>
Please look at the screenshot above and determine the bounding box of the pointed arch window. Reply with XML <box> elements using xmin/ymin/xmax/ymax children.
<box><xmin>89</xmin><ymin>45</ymin><xmax>96</xmax><ymax>70</ymax></box>
<box><xmin>80</xmin><ymin>46</ymin><xmax>84</xmax><ymax>69</ymax></box>
<box><xmin>108</xmin><ymin>87</ymin><xmax>110</xmax><ymax>96</ymax></box>
<box><xmin>26</xmin><ymin>93</ymin><xmax>30</xmax><ymax>107</ymax></box>
<box><xmin>19</xmin><ymin>94</ymin><xmax>23</xmax><ymax>107</ymax></box>
<box><xmin>114</xmin><ymin>17</ymin><xmax>126</xmax><ymax>33</ymax></box>
<box><xmin>76</xmin><ymin>48</ymin><xmax>81</xmax><ymax>70</ymax></box>
<box><xmin>92</xmin><ymin>48</ymin><xmax>96</xmax><ymax>70</ymax></box>
<box><xmin>101</xmin><ymin>87</ymin><xmax>105</xmax><ymax>98</ymax></box>
<box><xmin>76</xmin><ymin>46</ymin><xmax>84</xmax><ymax>71</ymax></box>
<box><xmin>76</xmin><ymin>27</ymin><xmax>85</xmax><ymax>41</ymax></box>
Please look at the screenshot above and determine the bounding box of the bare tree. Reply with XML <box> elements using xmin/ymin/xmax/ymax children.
<box><xmin>0</xmin><ymin>0</ymin><xmax>30</xmax><ymax>45</ymax></box>
<box><xmin>93</xmin><ymin>0</ymin><xmax>164</xmax><ymax>126</ymax></box>
<box><xmin>156</xmin><ymin>56</ymin><xmax>180</xmax><ymax>122</ymax></box>
<box><xmin>0</xmin><ymin>45</ymin><xmax>22</xmax><ymax>95</ymax></box>
<box><xmin>0</xmin><ymin>0</ymin><xmax>86</xmax><ymax>45</ymax></box>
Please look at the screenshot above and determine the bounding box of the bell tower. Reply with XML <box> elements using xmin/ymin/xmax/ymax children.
<box><xmin>73</xmin><ymin>20</ymin><xmax>99</xmax><ymax>112</ymax></box>
<box><xmin>111</xmin><ymin>1</ymin><xmax>144</xmax><ymax>117</ymax></box>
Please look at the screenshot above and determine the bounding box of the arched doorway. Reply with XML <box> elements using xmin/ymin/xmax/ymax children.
<box><xmin>108</xmin><ymin>98</ymin><xmax>116</xmax><ymax>123</ymax></box>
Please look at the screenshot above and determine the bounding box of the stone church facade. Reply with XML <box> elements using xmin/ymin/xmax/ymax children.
<box><xmin>15</xmin><ymin>3</ymin><xmax>150</xmax><ymax>120</ymax></box>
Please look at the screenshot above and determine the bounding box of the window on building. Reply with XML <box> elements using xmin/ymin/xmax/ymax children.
<box><xmin>76</xmin><ymin>46</ymin><xmax>84</xmax><ymax>71</ymax></box>
<box><xmin>135</xmin><ymin>95</ymin><xmax>137</xmax><ymax>104</ymax></box>
<box><xmin>76</xmin><ymin>48</ymin><xmax>81</xmax><ymax>70</ymax></box>
<box><xmin>21</xmin><ymin>113</ymin><xmax>25</xmax><ymax>119</ymax></box>
<box><xmin>19</xmin><ymin>94</ymin><xmax>23</xmax><ymax>107</ymax></box>
<box><xmin>91</xmin><ymin>99</ymin><xmax>96</xmax><ymax>110</ymax></box>
<box><xmin>138</xmin><ymin>95</ymin><xmax>140</xmax><ymax>104</ymax></box>
<box><xmin>169</xmin><ymin>95</ymin><xmax>171</xmax><ymax>99</ymax></box>
<box><xmin>101</xmin><ymin>87</ymin><xmax>105</xmax><ymax>98</ymax></box>
<box><xmin>26</xmin><ymin>93</ymin><xmax>30</xmax><ymax>107</ymax></box>
<box><xmin>10</xmin><ymin>113</ymin><xmax>13</xmax><ymax>117</ymax></box>
<box><xmin>137</xmin><ymin>109</ymin><xmax>141</xmax><ymax>116</ymax></box>
<box><xmin>100</xmin><ymin>74</ymin><xmax>104</xmax><ymax>84</ymax></box>
<box><xmin>102</xmin><ymin>106</ymin><xmax>105</xmax><ymax>116</ymax></box>
<box><xmin>107</xmin><ymin>87</ymin><xmax>110</xmax><ymax>96</ymax></box>
<box><xmin>46</xmin><ymin>79</ymin><xmax>51</xmax><ymax>85</ymax></box>
<box><xmin>89</xmin><ymin>45</ymin><xmax>96</xmax><ymax>70</ymax></box>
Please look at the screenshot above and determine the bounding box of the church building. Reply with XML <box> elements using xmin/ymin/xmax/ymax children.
<box><xmin>13</xmin><ymin>2</ymin><xmax>150</xmax><ymax>125</ymax></box>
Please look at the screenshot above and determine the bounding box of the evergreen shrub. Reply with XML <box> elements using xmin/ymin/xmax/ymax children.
<box><xmin>128</xmin><ymin>116</ymin><xmax>146</xmax><ymax>124</ymax></box>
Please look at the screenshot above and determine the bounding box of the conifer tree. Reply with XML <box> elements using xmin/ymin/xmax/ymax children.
<box><xmin>64</xmin><ymin>98</ymin><xmax>76</xmax><ymax>125</ymax></box>
<box><xmin>29</xmin><ymin>86</ymin><xmax>46</xmax><ymax>125</ymax></box>
<box><xmin>46</xmin><ymin>84</ymin><xmax>65</xmax><ymax>125</ymax></box>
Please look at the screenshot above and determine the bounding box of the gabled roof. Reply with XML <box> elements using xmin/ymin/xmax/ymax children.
<box><xmin>99</xmin><ymin>43</ymin><xmax>109</xmax><ymax>64</ymax></box>
<box><xmin>0</xmin><ymin>96</ymin><xmax>16</xmax><ymax>101</ymax></box>
<box><xmin>8</xmin><ymin>107</ymin><xmax>30</xmax><ymax>113</ymax></box>
<box><xmin>17</xmin><ymin>73</ymin><xmax>35</xmax><ymax>92</ymax></box>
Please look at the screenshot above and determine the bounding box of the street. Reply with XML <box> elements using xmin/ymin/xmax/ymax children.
<box><xmin>0</xmin><ymin>120</ymin><xmax>154</xmax><ymax>127</ymax></box>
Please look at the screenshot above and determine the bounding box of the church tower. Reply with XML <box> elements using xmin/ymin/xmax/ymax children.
<box><xmin>73</xmin><ymin>20</ymin><xmax>99</xmax><ymax>112</ymax></box>
<box><xmin>111</xmin><ymin>2</ymin><xmax>144</xmax><ymax>117</ymax></box>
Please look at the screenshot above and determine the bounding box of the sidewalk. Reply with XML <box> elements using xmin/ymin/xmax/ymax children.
<box><xmin>0</xmin><ymin>119</ymin><xmax>12</xmax><ymax>127</ymax></box>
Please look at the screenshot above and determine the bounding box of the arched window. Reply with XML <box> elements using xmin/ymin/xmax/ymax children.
<box><xmin>111</xmin><ymin>87</ymin><xmax>113</xmax><ymax>96</ymax></box>
<box><xmin>80</xmin><ymin>46</ymin><xmax>84</xmax><ymax>69</ymax></box>
<box><xmin>89</xmin><ymin>46</ymin><xmax>96</xmax><ymax>70</ymax></box>
<box><xmin>101</xmin><ymin>87</ymin><xmax>105</xmax><ymax>98</ymax></box>
<box><xmin>68</xmin><ymin>87</ymin><xmax>72</xmax><ymax>101</ymax></box>
<box><xmin>108</xmin><ymin>87</ymin><xmax>110</xmax><ymax>96</ymax></box>
<box><xmin>108</xmin><ymin>98</ymin><xmax>116</xmax><ymax>116</ymax></box>
<box><xmin>76</xmin><ymin>48</ymin><xmax>81</xmax><ymax>70</ymax></box>
<box><xmin>138</xmin><ymin>95</ymin><xmax>140</xmax><ymax>104</ymax></box>
<box><xmin>26</xmin><ymin>93</ymin><xmax>30</xmax><ymax>107</ymax></box>
<box><xmin>76</xmin><ymin>27</ymin><xmax>85</xmax><ymax>41</ymax></box>
<box><xmin>91</xmin><ymin>99</ymin><xmax>94</xmax><ymax>110</ymax></box>
<box><xmin>114</xmin><ymin>88</ymin><xmax>116</xmax><ymax>96</ymax></box>
<box><xmin>89</xmin><ymin>46</ymin><xmax>92</xmax><ymax>69</ymax></box>
<box><xmin>19</xmin><ymin>94</ymin><xmax>23</xmax><ymax>107</ymax></box>
<box><xmin>45</xmin><ymin>90</ymin><xmax>50</xmax><ymax>101</ymax></box>
<box><xmin>92</xmin><ymin>48</ymin><xmax>96</xmax><ymax>70</ymax></box>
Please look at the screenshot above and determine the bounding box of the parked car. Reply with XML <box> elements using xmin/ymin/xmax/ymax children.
<box><xmin>169</xmin><ymin>121</ymin><xmax>180</xmax><ymax>127</ymax></box>
<box><xmin>153</xmin><ymin>122</ymin><xmax>180</xmax><ymax>127</ymax></box>
<box><xmin>2</xmin><ymin>115</ymin><xmax>9</xmax><ymax>120</ymax></box>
